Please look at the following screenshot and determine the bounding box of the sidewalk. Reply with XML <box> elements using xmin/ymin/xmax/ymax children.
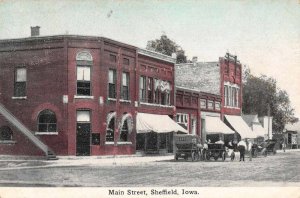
<box><xmin>0</xmin><ymin>154</ymin><xmax>175</xmax><ymax>170</ymax></box>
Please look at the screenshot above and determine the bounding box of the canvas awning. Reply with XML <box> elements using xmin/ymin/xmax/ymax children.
<box><xmin>136</xmin><ymin>113</ymin><xmax>188</xmax><ymax>133</ymax></box>
<box><xmin>205</xmin><ymin>116</ymin><xmax>235</xmax><ymax>134</ymax></box>
<box><xmin>225</xmin><ymin>115</ymin><xmax>257</xmax><ymax>139</ymax></box>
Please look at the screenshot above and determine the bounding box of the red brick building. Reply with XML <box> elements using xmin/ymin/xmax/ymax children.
<box><xmin>175</xmin><ymin>54</ymin><xmax>253</xmax><ymax>144</ymax></box>
<box><xmin>0</xmin><ymin>29</ymin><xmax>185</xmax><ymax>157</ymax></box>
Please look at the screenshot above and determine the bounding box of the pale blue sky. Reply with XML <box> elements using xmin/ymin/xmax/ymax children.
<box><xmin>0</xmin><ymin>0</ymin><xmax>300</xmax><ymax>118</ymax></box>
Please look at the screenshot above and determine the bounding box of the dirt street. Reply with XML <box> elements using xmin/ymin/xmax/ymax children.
<box><xmin>0</xmin><ymin>151</ymin><xmax>299</xmax><ymax>187</ymax></box>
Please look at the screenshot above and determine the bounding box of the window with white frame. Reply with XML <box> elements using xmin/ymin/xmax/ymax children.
<box><xmin>176</xmin><ymin>113</ymin><xmax>189</xmax><ymax>131</ymax></box>
<box><xmin>14</xmin><ymin>68</ymin><xmax>27</xmax><ymax>97</ymax></box>
<box><xmin>200</xmin><ymin>99</ymin><xmax>207</xmax><ymax>109</ymax></box>
<box><xmin>139</xmin><ymin>76</ymin><xmax>146</xmax><ymax>102</ymax></box>
<box><xmin>37</xmin><ymin>110</ymin><xmax>57</xmax><ymax>132</ymax></box>
<box><xmin>108</xmin><ymin>69</ymin><xmax>116</xmax><ymax>99</ymax></box>
<box><xmin>224</xmin><ymin>84</ymin><xmax>239</xmax><ymax>108</ymax></box>
<box><xmin>106</xmin><ymin>112</ymin><xmax>115</xmax><ymax>142</ymax></box>
<box><xmin>208</xmin><ymin>100</ymin><xmax>214</xmax><ymax>110</ymax></box>
<box><xmin>76</xmin><ymin>51</ymin><xmax>93</xmax><ymax>96</ymax></box>
<box><xmin>121</xmin><ymin>72</ymin><xmax>129</xmax><ymax>100</ymax></box>
<box><xmin>215</xmin><ymin>101</ymin><xmax>221</xmax><ymax>111</ymax></box>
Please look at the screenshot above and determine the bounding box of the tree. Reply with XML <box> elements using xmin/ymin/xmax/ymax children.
<box><xmin>242</xmin><ymin>73</ymin><xmax>298</xmax><ymax>132</ymax></box>
<box><xmin>146</xmin><ymin>34</ymin><xmax>187</xmax><ymax>63</ymax></box>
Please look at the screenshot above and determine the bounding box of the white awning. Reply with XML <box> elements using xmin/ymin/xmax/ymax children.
<box><xmin>136</xmin><ymin>113</ymin><xmax>188</xmax><ymax>133</ymax></box>
<box><xmin>225</xmin><ymin>115</ymin><xmax>257</xmax><ymax>139</ymax></box>
<box><xmin>205</xmin><ymin>116</ymin><xmax>235</xmax><ymax>134</ymax></box>
<box><xmin>252</xmin><ymin>123</ymin><xmax>267</xmax><ymax>137</ymax></box>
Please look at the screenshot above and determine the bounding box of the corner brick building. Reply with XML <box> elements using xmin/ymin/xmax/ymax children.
<box><xmin>0</xmin><ymin>30</ymin><xmax>186</xmax><ymax>157</ymax></box>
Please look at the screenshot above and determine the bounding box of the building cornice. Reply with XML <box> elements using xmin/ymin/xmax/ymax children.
<box><xmin>137</xmin><ymin>48</ymin><xmax>176</xmax><ymax>64</ymax></box>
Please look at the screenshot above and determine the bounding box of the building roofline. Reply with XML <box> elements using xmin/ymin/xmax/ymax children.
<box><xmin>0</xmin><ymin>34</ymin><xmax>137</xmax><ymax>50</ymax></box>
<box><xmin>175</xmin><ymin>86</ymin><xmax>200</xmax><ymax>94</ymax></box>
<box><xmin>137</xmin><ymin>48</ymin><xmax>176</xmax><ymax>64</ymax></box>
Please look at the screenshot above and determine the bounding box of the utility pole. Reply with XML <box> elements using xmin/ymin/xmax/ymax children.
<box><xmin>267</xmin><ymin>104</ymin><xmax>271</xmax><ymax>140</ymax></box>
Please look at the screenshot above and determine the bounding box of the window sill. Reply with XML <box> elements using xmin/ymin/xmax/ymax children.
<box><xmin>105</xmin><ymin>142</ymin><xmax>115</xmax><ymax>145</ymax></box>
<box><xmin>35</xmin><ymin>132</ymin><xmax>59</xmax><ymax>135</ymax></box>
<box><xmin>108</xmin><ymin>98</ymin><xmax>117</xmax><ymax>101</ymax></box>
<box><xmin>117</xmin><ymin>142</ymin><xmax>132</xmax><ymax>145</ymax></box>
<box><xmin>12</xmin><ymin>96</ymin><xmax>27</xmax><ymax>100</ymax></box>
<box><xmin>0</xmin><ymin>140</ymin><xmax>16</xmax><ymax>144</ymax></box>
<box><xmin>224</xmin><ymin>106</ymin><xmax>240</xmax><ymax>109</ymax></box>
<box><xmin>74</xmin><ymin>95</ymin><xmax>94</xmax><ymax>99</ymax></box>
<box><xmin>140</xmin><ymin>102</ymin><xmax>174</xmax><ymax>108</ymax></box>
<box><xmin>119</xmin><ymin>99</ymin><xmax>131</xmax><ymax>103</ymax></box>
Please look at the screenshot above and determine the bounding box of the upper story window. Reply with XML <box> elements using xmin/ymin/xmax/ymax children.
<box><xmin>224</xmin><ymin>84</ymin><xmax>239</xmax><ymax>108</ymax></box>
<box><xmin>108</xmin><ymin>69</ymin><xmax>117</xmax><ymax>99</ymax></box>
<box><xmin>0</xmin><ymin>126</ymin><xmax>13</xmax><ymax>141</ymax></box>
<box><xmin>200</xmin><ymin>99</ymin><xmax>207</xmax><ymax>109</ymax></box>
<box><xmin>215</xmin><ymin>101</ymin><xmax>221</xmax><ymax>111</ymax></box>
<box><xmin>38</xmin><ymin>110</ymin><xmax>57</xmax><ymax>132</ymax></box>
<box><xmin>76</xmin><ymin>51</ymin><xmax>93</xmax><ymax>96</ymax></box>
<box><xmin>14</xmin><ymin>68</ymin><xmax>27</xmax><ymax>97</ymax></box>
<box><xmin>121</xmin><ymin>72</ymin><xmax>130</xmax><ymax>100</ymax></box>
<box><xmin>147</xmin><ymin>77</ymin><xmax>153</xmax><ymax>103</ymax></box>
<box><xmin>139</xmin><ymin>76</ymin><xmax>171</xmax><ymax>106</ymax></box>
<box><xmin>207</xmin><ymin>100</ymin><xmax>214</xmax><ymax>110</ymax></box>
<box><xmin>139</xmin><ymin>76</ymin><xmax>146</xmax><ymax>102</ymax></box>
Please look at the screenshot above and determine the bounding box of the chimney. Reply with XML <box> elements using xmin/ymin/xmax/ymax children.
<box><xmin>192</xmin><ymin>56</ymin><xmax>198</xmax><ymax>63</ymax></box>
<box><xmin>31</xmin><ymin>26</ymin><xmax>40</xmax><ymax>37</ymax></box>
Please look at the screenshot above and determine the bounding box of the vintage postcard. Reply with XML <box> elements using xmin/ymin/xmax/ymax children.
<box><xmin>0</xmin><ymin>0</ymin><xmax>299</xmax><ymax>197</ymax></box>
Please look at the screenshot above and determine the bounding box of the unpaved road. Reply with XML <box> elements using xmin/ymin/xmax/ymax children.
<box><xmin>0</xmin><ymin>151</ymin><xmax>299</xmax><ymax>187</ymax></box>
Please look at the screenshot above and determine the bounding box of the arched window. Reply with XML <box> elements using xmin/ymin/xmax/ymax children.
<box><xmin>106</xmin><ymin>112</ymin><xmax>116</xmax><ymax>142</ymax></box>
<box><xmin>38</xmin><ymin>110</ymin><xmax>57</xmax><ymax>132</ymax></box>
<box><xmin>0</xmin><ymin>126</ymin><xmax>13</xmax><ymax>141</ymax></box>
<box><xmin>119</xmin><ymin>113</ymin><xmax>133</xmax><ymax>142</ymax></box>
<box><xmin>76</xmin><ymin>51</ymin><xmax>93</xmax><ymax>96</ymax></box>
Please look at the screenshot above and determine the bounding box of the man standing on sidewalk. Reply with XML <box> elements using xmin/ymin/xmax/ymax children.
<box><xmin>247</xmin><ymin>139</ymin><xmax>253</xmax><ymax>161</ymax></box>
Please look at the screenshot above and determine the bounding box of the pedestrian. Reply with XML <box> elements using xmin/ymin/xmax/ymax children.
<box><xmin>237</xmin><ymin>140</ymin><xmax>246</xmax><ymax>162</ymax></box>
<box><xmin>282</xmin><ymin>141</ymin><xmax>286</xmax><ymax>152</ymax></box>
<box><xmin>248</xmin><ymin>139</ymin><xmax>253</xmax><ymax>161</ymax></box>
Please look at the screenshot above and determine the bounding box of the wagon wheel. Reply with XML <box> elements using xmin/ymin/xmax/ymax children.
<box><xmin>191</xmin><ymin>151</ymin><xmax>197</xmax><ymax>162</ymax></box>
<box><xmin>253</xmin><ymin>150</ymin><xmax>258</xmax><ymax>158</ymax></box>
<box><xmin>263</xmin><ymin>149</ymin><xmax>267</xmax><ymax>157</ymax></box>
<box><xmin>206</xmin><ymin>151</ymin><xmax>211</xmax><ymax>161</ymax></box>
<box><xmin>222</xmin><ymin>151</ymin><xmax>226</xmax><ymax>161</ymax></box>
<box><xmin>197</xmin><ymin>151</ymin><xmax>201</xmax><ymax>161</ymax></box>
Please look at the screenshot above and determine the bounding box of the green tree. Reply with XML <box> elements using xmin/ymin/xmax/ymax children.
<box><xmin>242</xmin><ymin>73</ymin><xmax>298</xmax><ymax>132</ymax></box>
<box><xmin>146</xmin><ymin>34</ymin><xmax>187</xmax><ymax>63</ymax></box>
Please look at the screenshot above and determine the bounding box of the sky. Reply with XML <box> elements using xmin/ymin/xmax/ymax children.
<box><xmin>0</xmin><ymin>0</ymin><xmax>299</xmax><ymax>118</ymax></box>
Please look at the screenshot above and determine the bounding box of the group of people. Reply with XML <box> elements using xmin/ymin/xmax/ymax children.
<box><xmin>209</xmin><ymin>138</ymin><xmax>253</xmax><ymax>162</ymax></box>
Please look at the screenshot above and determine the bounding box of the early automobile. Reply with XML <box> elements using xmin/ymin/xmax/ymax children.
<box><xmin>174</xmin><ymin>134</ymin><xmax>202</xmax><ymax>161</ymax></box>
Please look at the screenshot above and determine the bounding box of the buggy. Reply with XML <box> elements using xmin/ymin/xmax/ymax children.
<box><xmin>252</xmin><ymin>140</ymin><xmax>277</xmax><ymax>157</ymax></box>
<box><xmin>174</xmin><ymin>134</ymin><xmax>202</xmax><ymax>161</ymax></box>
<box><xmin>203</xmin><ymin>143</ymin><xmax>226</xmax><ymax>161</ymax></box>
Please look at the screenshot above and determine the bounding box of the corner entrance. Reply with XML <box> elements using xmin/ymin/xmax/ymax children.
<box><xmin>76</xmin><ymin>110</ymin><xmax>91</xmax><ymax>156</ymax></box>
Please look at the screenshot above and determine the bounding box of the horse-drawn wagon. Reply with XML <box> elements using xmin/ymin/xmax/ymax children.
<box><xmin>174</xmin><ymin>134</ymin><xmax>202</xmax><ymax>161</ymax></box>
